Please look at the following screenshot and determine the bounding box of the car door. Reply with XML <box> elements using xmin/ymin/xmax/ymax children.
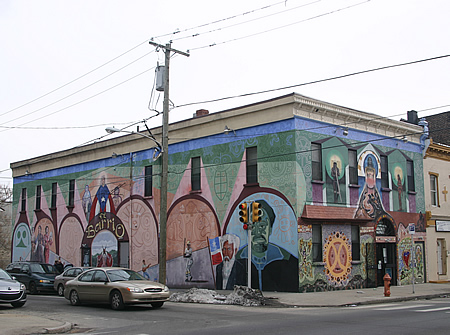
<box><xmin>89</xmin><ymin>270</ymin><xmax>110</xmax><ymax>303</ymax></box>
<box><xmin>76</xmin><ymin>270</ymin><xmax>95</xmax><ymax>301</ymax></box>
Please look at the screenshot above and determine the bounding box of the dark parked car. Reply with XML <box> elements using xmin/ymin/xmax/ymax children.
<box><xmin>54</xmin><ymin>266</ymin><xmax>91</xmax><ymax>296</ymax></box>
<box><xmin>64</xmin><ymin>267</ymin><xmax>170</xmax><ymax>310</ymax></box>
<box><xmin>0</xmin><ymin>268</ymin><xmax>27</xmax><ymax>308</ymax></box>
<box><xmin>6</xmin><ymin>262</ymin><xmax>58</xmax><ymax>294</ymax></box>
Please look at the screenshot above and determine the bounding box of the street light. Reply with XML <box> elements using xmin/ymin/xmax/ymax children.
<box><xmin>105</xmin><ymin>127</ymin><xmax>162</xmax><ymax>160</ymax></box>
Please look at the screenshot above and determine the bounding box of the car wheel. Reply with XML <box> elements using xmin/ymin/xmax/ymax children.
<box><xmin>11</xmin><ymin>301</ymin><xmax>26</xmax><ymax>308</ymax></box>
<box><xmin>29</xmin><ymin>282</ymin><xmax>37</xmax><ymax>295</ymax></box>
<box><xmin>151</xmin><ymin>301</ymin><xmax>164</xmax><ymax>309</ymax></box>
<box><xmin>110</xmin><ymin>290</ymin><xmax>125</xmax><ymax>310</ymax></box>
<box><xmin>69</xmin><ymin>290</ymin><xmax>81</xmax><ymax>306</ymax></box>
<box><xmin>57</xmin><ymin>284</ymin><xmax>65</xmax><ymax>296</ymax></box>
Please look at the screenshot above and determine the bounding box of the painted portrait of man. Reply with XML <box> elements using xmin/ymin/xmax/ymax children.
<box><xmin>215</xmin><ymin>234</ymin><xmax>246</xmax><ymax>290</ymax></box>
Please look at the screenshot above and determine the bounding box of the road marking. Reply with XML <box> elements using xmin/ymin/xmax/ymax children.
<box><xmin>415</xmin><ymin>307</ymin><xmax>450</xmax><ymax>312</ymax></box>
<box><xmin>347</xmin><ymin>304</ymin><xmax>402</xmax><ymax>309</ymax></box>
<box><xmin>374</xmin><ymin>304</ymin><xmax>431</xmax><ymax>311</ymax></box>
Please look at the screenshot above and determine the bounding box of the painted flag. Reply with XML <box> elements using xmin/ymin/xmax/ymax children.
<box><xmin>209</xmin><ymin>236</ymin><xmax>223</xmax><ymax>265</ymax></box>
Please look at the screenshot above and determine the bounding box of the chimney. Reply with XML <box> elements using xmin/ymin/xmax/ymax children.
<box><xmin>194</xmin><ymin>109</ymin><xmax>209</xmax><ymax>118</ymax></box>
<box><xmin>407</xmin><ymin>110</ymin><xmax>418</xmax><ymax>125</ymax></box>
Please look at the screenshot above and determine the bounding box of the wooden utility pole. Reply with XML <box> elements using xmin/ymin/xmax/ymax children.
<box><xmin>149</xmin><ymin>41</ymin><xmax>189</xmax><ymax>285</ymax></box>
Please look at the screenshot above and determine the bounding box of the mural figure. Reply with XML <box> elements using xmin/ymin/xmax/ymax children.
<box><xmin>36</xmin><ymin>225</ymin><xmax>45</xmax><ymax>263</ymax></box>
<box><xmin>82</xmin><ymin>185</ymin><xmax>92</xmax><ymax>222</ymax></box>
<box><xmin>30</xmin><ymin>226</ymin><xmax>38</xmax><ymax>262</ymax></box>
<box><xmin>97</xmin><ymin>247</ymin><xmax>113</xmax><ymax>267</ymax></box>
<box><xmin>89</xmin><ymin>175</ymin><xmax>116</xmax><ymax>222</ymax></box>
<box><xmin>397</xmin><ymin>174</ymin><xmax>403</xmax><ymax>211</ymax></box>
<box><xmin>43</xmin><ymin>225</ymin><xmax>53</xmax><ymax>264</ymax></box>
<box><xmin>355</xmin><ymin>154</ymin><xmax>389</xmax><ymax>220</ymax></box>
<box><xmin>331</xmin><ymin>161</ymin><xmax>341</xmax><ymax>203</ymax></box>
<box><xmin>112</xmin><ymin>186</ymin><xmax>123</xmax><ymax>209</ymax></box>
<box><xmin>142</xmin><ymin>259</ymin><xmax>151</xmax><ymax>279</ymax></box>
<box><xmin>238</xmin><ymin>200</ymin><xmax>298</xmax><ymax>292</ymax></box>
<box><xmin>215</xmin><ymin>234</ymin><xmax>246</xmax><ymax>290</ymax></box>
<box><xmin>184</xmin><ymin>241</ymin><xmax>193</xmax><ymax>282</ymax></box>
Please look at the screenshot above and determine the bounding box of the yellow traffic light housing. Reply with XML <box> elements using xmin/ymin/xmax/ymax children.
<box><xmin>239</xmin><ymin>203</ymin><xmax>249</xmax><ymax>225</ymax></box>
<box><xmin>252</xmin><ymin>202</ymin><xmax>262</xmax><ymax>223</ymax></box>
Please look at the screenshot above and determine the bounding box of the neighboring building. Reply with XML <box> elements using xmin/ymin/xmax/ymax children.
<box><xmin>424</xmin><ymin>111</ymin><xmax>450</xmax><ymax>146</ymax></box>
<box><xmin>424</xmin><ymin>139</ymin><xmax>450</xmax><ymax>282</ymax></box>
<box><xmin>10</xmin><ymin>93</ymin><xmax>427</xmax><ymax>292</ymax></box>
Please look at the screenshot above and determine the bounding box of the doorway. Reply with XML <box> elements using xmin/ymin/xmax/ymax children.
<box><xmin>376</xmin><ymin>243</ymin><xmax>397</xmax><ymax>286</ymax></box>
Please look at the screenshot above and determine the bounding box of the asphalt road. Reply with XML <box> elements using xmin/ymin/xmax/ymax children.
<box><xmin>4</xmin><ymin>294</ymin><xmax>450</xmax><ymax>334</ymax></box>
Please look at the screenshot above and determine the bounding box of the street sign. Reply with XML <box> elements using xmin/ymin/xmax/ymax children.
<box><xmin>408</xmin><ymin>223</ymin><xmax>415</xmax><ymax>234</ymax></box>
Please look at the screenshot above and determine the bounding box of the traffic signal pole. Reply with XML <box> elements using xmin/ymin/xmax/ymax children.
<box><xmin>149</xmin><ymin>40</ymin><xmax>189</xmax><ymax>285</ymax></box>
<box><xmin>247</xmin><ymin>220</ymin><xmax>252</xmax><ymax>289</ymax></box>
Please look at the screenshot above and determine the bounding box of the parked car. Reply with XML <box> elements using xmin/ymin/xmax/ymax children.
<box><xmin>6</xmin><ymin>262</ymin><xmax>58</xmax><ymax>294</ymax></box>
<box><xmin>0</xmin><ymin>268</ymin><xmax>27</xmax><ymax>308</ymax></box>
<box><xmin>54</xmin><ymin>266</ymin><xmax>91</xmax><ymax>296</ymax></box>
<box><xmin>64</xmin><ymin>267</ymin><xmax>170</xmax><ymax>310</ymax></box>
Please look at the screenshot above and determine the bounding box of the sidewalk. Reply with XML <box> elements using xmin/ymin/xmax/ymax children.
<box><xmin>1</xmin><ymin>283</ymin><xmax>449</xmax><ymax>334</ymax></box>
<box><xmin>262</xmin><ymin>282</ymin><xmax>450</xmax><ymax>307</ymax></box>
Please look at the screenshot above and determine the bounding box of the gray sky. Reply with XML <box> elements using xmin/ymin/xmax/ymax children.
<box><xmin>1</xmin><ymin>0</ymin><xmax>449</xmax><ymax>184</ymax></box>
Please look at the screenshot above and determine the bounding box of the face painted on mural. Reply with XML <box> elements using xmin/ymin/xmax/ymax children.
<box><xmin>222</xmin><ymin>240</ymin><xmax>234</xmax><ymax>261</ymax></box>
<box><xmin>251</xmin><ymin>208</ymin><xmax>272</xmax><ymax>256</ymax></box>
<box><xmin>323</xmin><ymin>232</ymin><xmax>352</xmax><ymax>286</ymax></box>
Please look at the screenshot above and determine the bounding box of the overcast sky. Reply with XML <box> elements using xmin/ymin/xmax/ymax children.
<box><xmin>1</xmin><ymin>0</ymin><xmax>449</xmax><ymax>185</ymax></box>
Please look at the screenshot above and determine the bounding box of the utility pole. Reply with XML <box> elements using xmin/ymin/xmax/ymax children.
<box><xmin>149</xmin><ymin>41</ymin><xmax>189</xmax><ymax>285</ymax></box>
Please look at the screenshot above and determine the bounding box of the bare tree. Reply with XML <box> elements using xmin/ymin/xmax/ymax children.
<box><xmin>0</xmin><ymin>184</ymin><xmax>13</xmax><ymax>267</ymax></box>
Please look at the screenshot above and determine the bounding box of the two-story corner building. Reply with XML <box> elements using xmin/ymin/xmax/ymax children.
<box><xmin>424</xmin><ymin>139</ymin><xmax>450</xmax><ymax>283</ymax></box>
<box><xmin>9</xmin><ymin>93</ymin><xmax>427</xmax><ymax>293</ymax></box>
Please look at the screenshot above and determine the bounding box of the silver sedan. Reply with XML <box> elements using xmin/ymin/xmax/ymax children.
<box><xmin>0</xmin><ymin>268</ymin><xmax>27</xmax><ymax>308</ymax></box>
<box><xmin>64</xmin><ymin>267</ymin><xmax>170</xmax><ymax>310</ymax></box>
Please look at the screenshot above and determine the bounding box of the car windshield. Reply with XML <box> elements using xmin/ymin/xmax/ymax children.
<box><xmin>0</xmin><ymin>269</ymin><xmax>12</xmax><ymax>280</ymax></box>
<box><xmin>30</xmin><ymin>263</ymin><xmax>58</xmax><ymax>274</ymax></box>
<box><xmin>106</xmin><ymin>269</ymin><xmax>145</xmax><ymax>282</ymax></box>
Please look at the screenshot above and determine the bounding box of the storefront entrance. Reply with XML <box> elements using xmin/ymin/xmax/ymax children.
<box><xmin>376</xmin><ymin>243</ymin><xmax>397</xmax><ymax>286</ymax></box>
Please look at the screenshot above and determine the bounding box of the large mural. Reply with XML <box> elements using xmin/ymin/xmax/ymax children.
<box><xmin>10</xmin><ymin>121</ymin><xmax>425</xmax><ymax>293</ymax></box>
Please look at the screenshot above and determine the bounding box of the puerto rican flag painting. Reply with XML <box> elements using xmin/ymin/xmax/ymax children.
<box><xmin>209</xmin><ymin>236</ymin><xmax>223</xmax><ymax>265</ymax></box>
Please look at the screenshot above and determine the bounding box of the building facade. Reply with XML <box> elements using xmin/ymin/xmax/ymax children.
<box><xmin>10</xmin><ymin>93</ymin><xmax>427</xmax><ymax>292</ymax></box>
<box><xmin>424</xmin><ymin>139</ymin><xmax>450</xmax><ymax>282</ymax></box>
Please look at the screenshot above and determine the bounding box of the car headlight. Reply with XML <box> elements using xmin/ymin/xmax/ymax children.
<box><xmin>20</xmin><ymin>284</ymin><xmax>26</xmax><ymax>290</ymax></box>
<box><xmin>127</xmin><ymin>287</ymin><xmax>144</xmax><ymax>293</ymax></box>
<box><xmin>163</xmin><ymin>286</ymin><xmax>169</xmax><ymax>292</ymax></box>
<box><xmin>39</xmin><ymin>280</ymin><xmax>51</xmax><ymax>283</ymax></box>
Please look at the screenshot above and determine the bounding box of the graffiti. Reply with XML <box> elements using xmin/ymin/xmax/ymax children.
<box><xmin>323</xmin><ymin>231</ymin><xmax>352</xmax><ymax>286</ymax></box>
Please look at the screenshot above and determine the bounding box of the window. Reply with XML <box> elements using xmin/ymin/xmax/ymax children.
<box><xmin>351</xmin><ymin>226</ymin><xmax>360</xmax><ymax>261</ymax></box>
<box><xmin>246</xmin><ymin>147</ymin><xmax>258</xmax><ymax>184</ymax></box>
<box><xmin>312</xmin><ymin>224</ymin><xmax>322</xmax><ymax>262</ymax></box>
<box><xmin>144</xmin><ymin>165</ymin><xmax>153</xmax><ymax>197</ymax></box>
<box><xmin>311</xmin><ymin>143</ymin><xmax>322</xmax><ymax>181</ymax></box>
<box><xmin>35</xmin><ymin>185</ymin><xmax>41</xmax><ymax>210</ymax></box>
<box><xmin>430</xmin><ymin>173</ymin><xmax>439</xmax><ymax>207</ymax></box>
<box><xmin>21</xmin><ymin>188</ymin><xmax>26</xmax><ymax>212</ymax></box>
<box><xmin>348</xmin><ymin>149</ymin><xmax>358</xmax><ymax>185</ymax></box>
<box><xmin>68</xmin><ymin>179</ymin><xmax>75</xmax><ymax>207</ymax></box>
<box><xmin>381</xmin><ymin>155</ymin><xmax>389</xmax><ymax>188</ymax></box>
<box><xmin>407</xmin><ymin>160</ymin><xmax>415</xmax><ymax>192</ymax></box>
<box><xmin>191</xmin><ymin>157</ymin><xmax>201</xmax><ymax>191</ymax></box>
<box><xmin>51</xmin><ymin>183</ymin><xmax>57</xmax><ymax>208</ymax></box>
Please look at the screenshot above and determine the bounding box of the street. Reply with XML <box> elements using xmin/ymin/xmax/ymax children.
<box><xmin>2</xmin><ymin>294</ymin><xmax>450</xmax><ymax>334</ymax></box>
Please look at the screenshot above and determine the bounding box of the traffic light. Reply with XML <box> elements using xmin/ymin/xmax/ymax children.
<box><xmin>252</xmin><ymin>202</ymin><xmax>262</xmax><ymax>223</ymax></box>
<box><xmin>239</xmin><ymin>203</ymin><xmax>249</xmax><ymax>229</ymax></box>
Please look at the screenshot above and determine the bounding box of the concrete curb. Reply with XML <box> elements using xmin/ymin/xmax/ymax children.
<box><xmin>42</xmin><ymin>321</ymin><xmax>73</xmax><ymax>334</ymax></box>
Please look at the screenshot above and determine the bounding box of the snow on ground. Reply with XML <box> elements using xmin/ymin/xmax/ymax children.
<box><xmin>169</xmin><ymin>286</ymin><xmax>266</xmax><ymax>307</ymax></box>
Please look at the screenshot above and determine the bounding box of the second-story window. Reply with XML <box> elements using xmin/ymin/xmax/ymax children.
<box><xmin>51</xmin><ymin>182</ymin><xmax>57</xmax><ymax>208</ymax></box>
<box><xmin>246</xmin><ymin>147</ymin><xmax>258</xmax><ymax>184</ymax></box>
<box><xmin>21</xmin><ymin>188</ymin><xmax>27</xmax><ymax>212</ymax></box>
<box><xmin>351</xmin><ymin>225</ymin><xmax>360</xmax><ymax>261</ymax></box>
<box><xmin>349</xmin><ymin>149</ymin><xmax>358</xmax><ymax>185</ymax></box>
<box><xmin>69</xmin><ymin>179</ymin><xmax>75</xmax><ymax>207</ymax></box>
<box><xmin>381</xmin><ymin>155</ymin><xmax>389</xmax><ymax>188</ymax></box>
<box><xmin>407</xmin><ymin>160</ymin><xmax>415</xmax><ymax>192</ymax></box>
<box><xmin>311</xmin><ymin>143</ymin><xmax>322</xmax><ymax>181</ymax></box>
<box><xmin>430</xmin><ymin>173</ymin><xmax>439</xmax><ymax>207</ymax></box>
<box><xmin>35</xmin><ymin>185</ymin><xmax>41</xmax><ymax>210</ymax></box>
<box><xmin>191</xmin><ymin>157</ymin><xmax>201</xmax><ymax>191</ymax></box>
<box><xmin>144</xmin><ymin>165</ymin><xmax>153</xmax><ymax>197</ymax></box>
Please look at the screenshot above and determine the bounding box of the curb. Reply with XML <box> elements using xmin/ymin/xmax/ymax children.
<box><xmin>42</xmin><ymin>322</ymin><xmax>73</xmax><ymax>334</ymax></box>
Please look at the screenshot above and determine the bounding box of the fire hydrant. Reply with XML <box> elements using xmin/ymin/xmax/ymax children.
<box><xmin>383</xmin><ymin>273</ymin><xmax>391</xmax><ymax>297</ymax></box>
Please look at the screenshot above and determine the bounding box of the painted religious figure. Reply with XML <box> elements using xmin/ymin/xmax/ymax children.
<box><xmin>331</xmin><ymin>161</ymin><xmax>341</xmax><ymax>203</ymax></box>
<box><xmin>89</xmin><ymin>175</ymin><xmax>116</xmax><ymax>222</ymax></box>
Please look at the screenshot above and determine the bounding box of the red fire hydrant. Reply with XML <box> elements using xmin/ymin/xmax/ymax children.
<box><xmin>383</xmin><ymin>273</ymin><xmax>391</xmax><ymax>297</ymax></box>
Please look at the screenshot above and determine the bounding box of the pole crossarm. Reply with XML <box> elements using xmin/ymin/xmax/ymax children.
<box><xmin>149</xmin><ymin>40</ymin><xmax>190</xmax><ymax>57</ymax></box>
